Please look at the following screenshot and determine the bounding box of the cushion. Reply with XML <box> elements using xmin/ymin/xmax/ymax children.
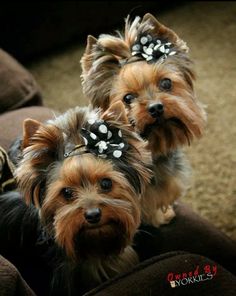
<box><xmin>134</xmin><ymin>202</ymin><xmax>236</xmax><ymax>276</ymax></box>
<box><xmin>0</xmin><ymin>106</ymin><xmax>55</xmax><ymax>150</ymax></box>
<box><xmin>0</xmin><ymin>255</ymin><xmax>36</xmax><ymax>296</ymax></box>
<box><xmin>0</xmin><ymin>146</ymin><xmax>15</xmax><ymax>193</ymax></box>
<box><xmin>86</xmin><ymin>252</ymin><xmax>236</xmax><ymax>296</ymax></box>
<box><xmin>0</xmin><ymin>49</ymin><xmax>42</xmax><ymax>114</ymax></box>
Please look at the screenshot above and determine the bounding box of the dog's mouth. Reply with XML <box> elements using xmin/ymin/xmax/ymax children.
<box><xmin>130</xmin><ymin>115</ymin><xmax>162</xmax><ymax>128</ymax></box>
<box><xmin>74</xmin><ymin>221</ymin><xmax>127</xmax><ymax>258</ymax></box>
<box><xmin>138</xmin><ymin>116</ymin><xmax>168</xmax><ymax>139</ymax></box>
<box><xmin>83</xmin><ymin>220</ymin><xmax>117</xmax><ymax>231</ymax></box>
<box><xmin>140</xmin><ymin>116</ymin><xmax>191</xmax><ymax>146</ymax></box>
<box><xmin>139</xmin><ymin>117</ymin><xmax>189</xmax><ymax>139</ymax></box>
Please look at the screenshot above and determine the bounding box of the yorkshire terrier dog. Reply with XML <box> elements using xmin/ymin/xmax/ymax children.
<box><xmin>0</xmin><ymin>102</ymin><xmax>152</xmax><ymax>295</ymax></box>
<box><xmin>81</xmin><ymin>13</ymin><xmax>206</xmax><ymax>226</ymax></box>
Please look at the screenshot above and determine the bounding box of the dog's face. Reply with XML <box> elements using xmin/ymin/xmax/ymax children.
<box><xmin>42</xmin><ymin>153</ymin><xmax>140</xmax><ymax>260</ymax></box>
<box><xmin>110</xmin><ymin>59</ymin><xmax>206</xmax><ymax>155</ymax></box>
<box><xmin>16</xmin><ymin>102</ymin><xmax>152</xmax><ymax>261</ymax></box>
<box><xmin>81</xmin><ymin>13</ymin><xmax>206</xmax><ymax>155</ymax></box>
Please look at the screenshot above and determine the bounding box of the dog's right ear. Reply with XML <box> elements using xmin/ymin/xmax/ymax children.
<box><xmin>22</xmin><ymin>118</ymin><xmax>42</xmax><ymax>149</ymax></box>
<box><xmin>80</xmin><ymin>33</ymin><xmax>125</xmax><ymax>110</ymax></box>
<box><xmin>85</xmin><ymin>35</ymin><xmax>97</xmax><ymax>54</ymax></box>
<box><xmin>81</xmin><ymin>35</ymin><xmax>98</xmax><ymax>74</ymax></box>
<box><xmin>22</xmin><ymin>118</ymin><xmax>63</xmax><ymax>158</ymax></box>
<box><xmin>18</xmin><ymin>119</ymin><xmax>63</xmax><ymax>206</ymax></box>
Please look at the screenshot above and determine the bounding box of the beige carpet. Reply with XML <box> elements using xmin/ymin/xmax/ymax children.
<box><xmin>27</xmin><ymin>2</ymin><xmax>236</xmax><ymax>240</ymax></box>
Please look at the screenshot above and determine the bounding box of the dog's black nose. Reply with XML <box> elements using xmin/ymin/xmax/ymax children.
<box><xmin>84</xmin><ymin>208</ymin><xmax>102</xmax><ymax>224</ymax></box>
<box><xmin>148</xmin><ymin>103</ymin><xmax>164</xmax><ymax>118</ymax></box>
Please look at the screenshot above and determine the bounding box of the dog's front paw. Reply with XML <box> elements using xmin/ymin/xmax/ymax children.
<box><xmin>152</xmin><ymin>206</ymin><xmax>176</xmax><ymax>227</ymax></box>
<box><xmin>162</xmin><ymin>206</ymin><xmax>176</xmax><ymax>224</ymax></box>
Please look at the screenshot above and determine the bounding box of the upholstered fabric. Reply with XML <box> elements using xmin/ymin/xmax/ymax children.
<box><xmin>0</xmin><ymin>255</ymin><xmax>36</xmax><ymax>296</ymax></box>
<box><xmin>0</xmin><ymin>49</ymin><xmax>42</xmax><ymax>114</ymax></box>
<box><xmin>86</xmin><ymin>252</ymin><xmax>236</xmax><ymax>296</ymax></box>
<box><xmin>134</xmin><ymin>202</ymin><xmax>236</xmax><ymax>276</ymax></box>
<box><xmin>0</xmin><ymin>106</ymin><xmax>55</xmax><ymax>150</ymax></box>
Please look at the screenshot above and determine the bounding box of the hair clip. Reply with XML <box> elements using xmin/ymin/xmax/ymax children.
<box><xmin>81</xmin><ymin>120</ymin><xmax>128</xmax><ymax>159</ymax></box>
<box><xmin>131</xmin><ymin>34</ymin><xmax>177</xmax><ymax>63</ymax></box>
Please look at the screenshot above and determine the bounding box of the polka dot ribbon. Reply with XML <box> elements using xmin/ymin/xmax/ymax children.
<box><xmin>80</xmin><ymin>119</ymin><xmax>128</xmax><ymax>159</ymax></box>
<box><xmin>131</xmin><ymin>34</ymin><xmax>176</xmax><ymax>63</ymax></box>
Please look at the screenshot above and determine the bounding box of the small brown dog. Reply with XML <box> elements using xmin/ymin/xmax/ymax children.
<box><xmin>15</xmin><ymin>102</ymin><xmax>152</xmax><ymax>292</ymax></box>
<box><xmin>81</xmin><ymin>13</ymin><xmax>206</xmax><ymax>226</ymax></box>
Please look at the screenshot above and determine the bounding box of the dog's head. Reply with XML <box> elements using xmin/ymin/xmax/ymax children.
<box><xmin>16</xmin><ymin>102</ymin><xmax>152</xmax><ymax>260</ymax></box>
<box><xmin>81</xmin><ymin>13</ymin><xmax>206</xmax><ymax>155</ymax></box>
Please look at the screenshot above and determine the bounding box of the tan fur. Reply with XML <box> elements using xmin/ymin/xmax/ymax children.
<box><xmin>142</xmin><ymin>175</ymin><xmax>185</xmax><ymax>227</ymax></box>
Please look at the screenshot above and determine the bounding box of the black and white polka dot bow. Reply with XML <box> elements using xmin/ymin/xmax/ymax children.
<box><xmin>80</xmin><ymin>119</ymin><xmax>128</xmax><ymax>159</ymax></box>
<box><xmin>131</xmin><ymin>34</ymin><xmax>176</xmax><ymax>63</ymax></box>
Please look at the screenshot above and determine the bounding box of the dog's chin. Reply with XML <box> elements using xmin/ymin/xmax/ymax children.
<box><xmin>139</xmin><ymin>117</ymin><xmax>165</xmax><ymax>139</ymax></box>
<box><xmin>74</xmin><ymin>221</ymin><xmax>129</xmax><ymax>260</ymax></box>
<box><xmin>137</xmin><ymin>117</ymin><xmax>192</xmax><ymax>154</ymax></box>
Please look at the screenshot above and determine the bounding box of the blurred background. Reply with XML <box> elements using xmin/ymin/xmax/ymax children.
<box><xmin>1</xmin><ymin>1</ymin><xmax>236</xmax><ymax>239</ymax></box>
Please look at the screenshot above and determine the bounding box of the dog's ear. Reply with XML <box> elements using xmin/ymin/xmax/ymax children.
<box><xmin>102</xmin><ymin>101</ymin><xmax>129</xmax><ymax>124</ymax></box>
<box><xmin>22</xmin><ymin>118</ymin><xmax>42</xmax><ymax>149</ymax></box>
<box><xmin>141</xmin><ymin>13</ymin><xmax>188</xmax><ymax>52</ymax></box>
<box><xmin>81</xmin><ymin>33</ymin><xmax>126</xmax><ymax>110</ymax></box>
<box><xmin>81</xmin><ymin>35</ymin><xmax>98</xmax><ymax>74</ymax></box>
<box><xmin>85</xmin><ymin>35</ymin><xmax>97</xmax><ymax>54</ymax></box>
<box><xmin>22</xmin><ymin>118</ymin><xmax>63</xmax><ymax>166</ymax></box>
<box><xmin>97</xmin><ymin>35</ymin><xmax>130</xmax><ymax>59</ymax></box>
<box><xmin>18</xmin><ymin>119</ymin><xmax>63</xmax><ymax>206</ymax></box>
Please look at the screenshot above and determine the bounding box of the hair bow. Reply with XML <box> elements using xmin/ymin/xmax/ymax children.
<box><xmin>80</xmin><ymin>119</ymin><xmax>128</xmax><ymax>159</ymax></box>
<box><xmin>131</xmin><ymin>34</ymin><xmax>176</xmax><ymax>63</ymax></box>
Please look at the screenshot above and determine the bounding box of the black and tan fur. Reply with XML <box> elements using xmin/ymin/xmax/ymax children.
<box><xmin>81</xmin><ymin>13</ymin><xmax>206</xmax><ymax>226</ymax></box>
<box><xmin>0</xmin><ymin>102</ymin><xmax>152</xmax><ymax>295</ymax></box>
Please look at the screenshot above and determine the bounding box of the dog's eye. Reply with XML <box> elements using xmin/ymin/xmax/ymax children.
<box><xmin>100</xmin><ymin>178</ymin><xmax>113</xmax><ymax>192</ymax></box>
<box><xmin>123</xmin><ymin>94</ymin><xmax>135</xmax><ymax>105</ymax></box>
<box><xmin>61</xmin><ymin>187</ymin><xmax>74</xmax><ymax>200</ymax></box>
<box><xmin>159</xmin><ymin>78</ymin><xmax>172</xmax><ymax>91</ymax></box>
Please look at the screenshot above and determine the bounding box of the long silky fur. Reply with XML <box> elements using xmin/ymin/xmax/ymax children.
<box><xmin>0</xmin><ymin>191</ymin><xmax>57</xmax><ymax>295</ymax></box>
<box><xmin>0</xmin><ymin>191</ymin><xmax>40</xmax><ymax>250</ymax></box>
<box><xmin>8</xmin><ymin>105</ymin><xmax>152</xmax><ymax>295</ymax></box>
<box><xmin>80</xmin><ymin>13</ymin><xmax>207</xmax><ymax>227</ymax></box>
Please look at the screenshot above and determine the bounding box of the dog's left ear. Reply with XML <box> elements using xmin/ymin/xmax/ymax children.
<box><xmin>102</xmin><ymin>101</ymin><xmax>129</xmax><ymax>124</ymax></box>
<box><xmin>142</xmin><ymin>13</ymin><xmax>188</xmax><ymax>52</ymax></box>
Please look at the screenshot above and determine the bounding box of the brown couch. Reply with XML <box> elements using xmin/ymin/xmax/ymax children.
<box><xmin>0</xmin><ymin>49</ymin><xmax>236</xmax><ymax>296</ymax></box>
